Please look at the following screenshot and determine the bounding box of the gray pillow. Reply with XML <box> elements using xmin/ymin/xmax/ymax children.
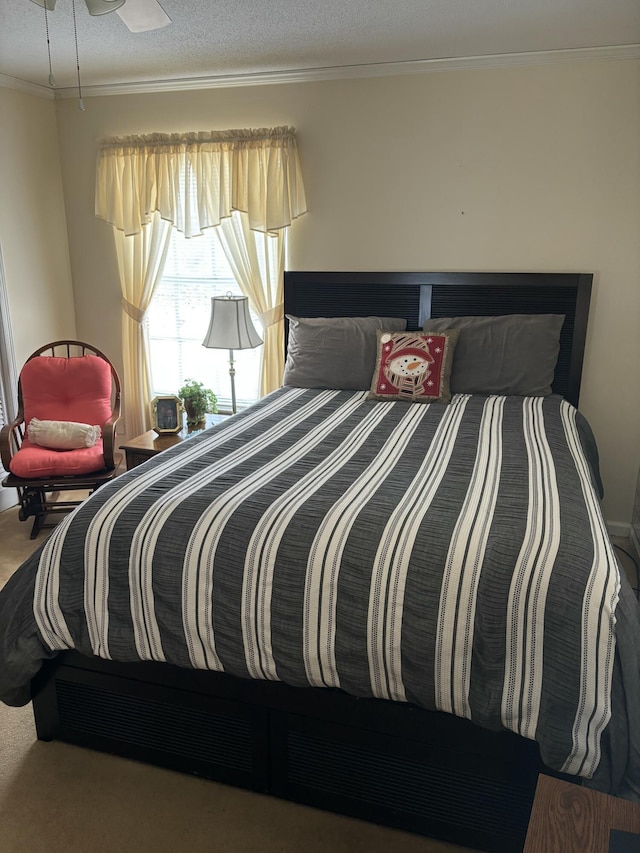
<box><xmin>422</xmin><ymin>314</ymin><xmax>565</xmax><ymax>396</ymax></box>
<box><xmin>283</xmin><ymin>315</ymin><xmax>407</xmax><ymax>390</ymax></box>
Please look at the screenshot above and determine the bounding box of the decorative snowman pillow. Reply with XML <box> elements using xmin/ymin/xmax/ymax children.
<box><xmin>368</xmin><ymin>329</ymin><xmax>460</xmax><ymax>404</ymax></box>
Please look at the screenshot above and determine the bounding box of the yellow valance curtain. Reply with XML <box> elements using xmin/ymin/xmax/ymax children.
<box><xmin>95</xmin><ymin>126</ymin><xmax>307</xmax><ymax>236</ymax></box>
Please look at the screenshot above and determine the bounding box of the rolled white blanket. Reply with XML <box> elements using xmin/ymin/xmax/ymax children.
<box><xmin>27</xmin><ymin>418</ymin><xmax>101</xmax><ymax>450</ymax></box>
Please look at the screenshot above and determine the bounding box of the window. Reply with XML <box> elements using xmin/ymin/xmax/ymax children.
<box><xmin>146</xmin><ymin>229</ymin><xmax>262</xmax><ymax>413</ymax></box>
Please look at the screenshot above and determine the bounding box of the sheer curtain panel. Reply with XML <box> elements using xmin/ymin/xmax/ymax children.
<box><xmin>113</xmin><ymin>212</ymin><xmax>173</xmax><ymax>437</ymax></box>
<box><xmin>217</xmin><ymin>212</ymin><xmax>285</xmax><ymax>396</ymax></box>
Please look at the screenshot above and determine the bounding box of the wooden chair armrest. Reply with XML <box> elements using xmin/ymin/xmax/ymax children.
<box><xmin>102</xmin><ymin>415</ymin><xmax>121</xmax><ymax>470</ymax></box>
<box><xmin>0</xmin><ymin>418</ymin><xmax>24</xmax><ymax>473</ymax></box>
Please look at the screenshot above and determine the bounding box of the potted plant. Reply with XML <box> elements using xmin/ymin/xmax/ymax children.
<box><xmin>177</xmin><ymin>379</ymin><xmax>218</xmax><ymax>426</ymax></box>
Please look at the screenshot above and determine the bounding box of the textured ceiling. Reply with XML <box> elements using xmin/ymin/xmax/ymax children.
<box><xmin>1</xmin><ymin>0</ymin><xmax>639</xmax><ymax>92</ymax></box>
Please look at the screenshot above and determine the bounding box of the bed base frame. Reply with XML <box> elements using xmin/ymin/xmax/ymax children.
<box><xmin>31</xmin><ymin>271</ymin><xmax>592</xmax><ymax>853</ymax></box>
<box><xmin>33</xmin><ymin>652</ymin><xmax>558</xmax><ymax>852</ymax></box>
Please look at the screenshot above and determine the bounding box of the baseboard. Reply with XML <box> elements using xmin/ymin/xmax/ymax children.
<box><xmin>607</xmin><ymin>521</ymin><xmax>631</xmax><ymax>539</ymax></box>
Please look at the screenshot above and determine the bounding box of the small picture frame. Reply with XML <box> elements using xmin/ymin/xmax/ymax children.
<box><xmin>151</xmin><ymin>395</ymin><xmax>183</xmax><ymax>435</ymax></box>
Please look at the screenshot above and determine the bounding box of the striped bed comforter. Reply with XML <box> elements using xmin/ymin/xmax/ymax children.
<box><xmin>1</xmin><ymin>387</ymin><xmax>640</xmax><ymax>794</ymax></box>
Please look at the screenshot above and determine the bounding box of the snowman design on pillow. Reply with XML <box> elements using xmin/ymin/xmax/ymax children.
<box><xmin>380</xmin><ymin>332</ymin><xmax>436</xmax><ymax>398</ymax></box>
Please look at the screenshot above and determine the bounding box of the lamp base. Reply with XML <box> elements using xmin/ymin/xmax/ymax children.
<box><xmin>229</xmin><ymin>349</ymin><xmax>237</xmax><ymax>415</ymax></box>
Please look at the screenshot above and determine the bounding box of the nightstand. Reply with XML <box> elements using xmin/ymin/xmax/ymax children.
<box><xmin>524</xmin><ymin>775</ymin><xmax>640</xmax><ymax>851</ymax></box>
<box><xmin>120</xmin><ymin>413</ymin><xmax>229</xmax><ymax>470</ymax></box>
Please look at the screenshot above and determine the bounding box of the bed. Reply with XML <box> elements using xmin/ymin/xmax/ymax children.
<box><xmin>1</xmin><ymin>270</ymin><xmax>639</xmax><ymax>853</ymax></box>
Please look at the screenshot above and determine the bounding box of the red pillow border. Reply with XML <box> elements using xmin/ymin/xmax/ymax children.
<box><xmin>368</xmin><ymin>329</ymin><xmax>460</xmax><ymax>404</ymax></box>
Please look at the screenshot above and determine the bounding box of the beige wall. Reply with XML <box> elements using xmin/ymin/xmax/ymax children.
<box><xmin>0</xmin><ymin>88</ymin><xmax>76</xmax><ymax>369</ymax></box>
<box><xmin>54</xmin><ymin>58</ymin><xmax>640</xmax><ymax>524</ymax></box>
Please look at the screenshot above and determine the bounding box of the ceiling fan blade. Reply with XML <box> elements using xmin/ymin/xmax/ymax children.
<box><xmin>84</xmin><ymin>0</ymin><xmax>125</xmax><ymax>15</ymax></box>
<box><xmin>29</xmin><ymin>0</ymin><xmax>57</xmax><ymax>10</ymax></box>
<box><xmin>85</xmin><ymin>0</ymin><xmax>125</xmax><ymax>15</ymax></box>
<box><xmin>116</xmin><ymin>0</ymin><xmax>171</xmax><ymax>32</ymax></box>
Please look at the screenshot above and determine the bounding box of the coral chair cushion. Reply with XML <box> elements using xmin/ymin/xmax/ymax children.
<box><xmin>8</xmin><ymin>354</ymin><xmax>112</xmax><ymax>479</ymax></box>
<box><xmin>9</xmin><ymin>439</ymin><xmax>106</xmax><ymax>478</ymax></box>
<box><xmin>21</xmin><ymin>355</ymin><xmax>112</xmax><ymax>427</ymax></box>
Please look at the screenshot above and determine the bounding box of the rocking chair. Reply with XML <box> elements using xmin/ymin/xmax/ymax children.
<box><xmin>0</xmin><ymin>340</ymin><xmax>121</xmax><ymax>538</ymax></box>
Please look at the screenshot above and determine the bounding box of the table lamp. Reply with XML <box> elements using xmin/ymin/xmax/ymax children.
<box><xmin>202</xmin><ymin>294</ymin><xmax>263</xmax><ymax>414</ymax></box>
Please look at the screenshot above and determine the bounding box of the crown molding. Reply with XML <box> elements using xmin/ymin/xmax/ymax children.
<box><xmin>0</xmin><ymin>73</ymin><xmax>54</xmax><ymax>99</ymax></box>
<box><xmin>4</xmin><ymin>43</ymin><xmax>639</xmax><ymax>101</ymax></box>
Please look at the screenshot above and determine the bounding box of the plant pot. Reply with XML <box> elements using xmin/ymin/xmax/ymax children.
<box><xmin>183</xmin><ymin>401</ymin><xmax>206</xmax><ymax>426</ymax></box>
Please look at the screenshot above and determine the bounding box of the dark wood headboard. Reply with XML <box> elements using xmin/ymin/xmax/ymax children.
<box><xmin>283</xmin><ymin>271</ymin><xmax>592</xmax><ymax>407</ymax></box>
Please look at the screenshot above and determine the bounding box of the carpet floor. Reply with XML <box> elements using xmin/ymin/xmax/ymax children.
<box><xmin>0</xmin><ymin>504</ymin><xmax>472</xmax><ymax>853</ymax></box>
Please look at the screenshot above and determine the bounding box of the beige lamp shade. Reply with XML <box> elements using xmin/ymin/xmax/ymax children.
<box><xmin>202</xmin><ymin>295</ymin><xmax>263</xmax><ymax>351</ymax></box>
